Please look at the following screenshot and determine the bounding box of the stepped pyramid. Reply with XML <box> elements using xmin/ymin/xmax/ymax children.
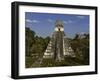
<box><xmin>43</xmin><ymin>20</ymin><xmax>75</xmax><ymax>62</ymax></box>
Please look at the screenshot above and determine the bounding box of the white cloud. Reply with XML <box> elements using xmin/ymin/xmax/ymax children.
<box><xmin>32</xmin><ymin>20</ymin><xmax>39</xmax><ymax>23</ymax></box>
<box><xmin>68</xmin><ymin>20</ymin><xmax>73</xmax><ymax>23</ymax></box>
<box><xmin>47</xmin><ymin>19</ymin><xmax>53</xmax><ymax>23</ymax></box>
<box><xmin>63</xmin><ymin>20</ymin><xmax>73</xmax><ymax>24</ymax></box>
<box><xmin>26</xmin><ymin>19</ymin><xmax>32</xmax><ymax>23</ymax></box>
<box><xmin>63</xmin><ymin>21</ymin><xmax>68</xmax><ymax>24</ymax></box>
<box><xmin>77</xmin><ymin>16</ymin><xmax>85</xmax><ymax>19</ymax></box>
<box><xmin>26</xmin><ymin>19</ymin><xmax>39</xmax><ymax>23</ymax></box>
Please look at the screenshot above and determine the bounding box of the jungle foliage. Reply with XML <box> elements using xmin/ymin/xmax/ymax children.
<box><xmin>25</xmin><ymin>27</ymin><xmax>89</xmax><ymax>68</ymax></box>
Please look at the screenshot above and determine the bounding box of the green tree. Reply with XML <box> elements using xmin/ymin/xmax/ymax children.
<box><xmin>25</xmin><ymin>27</ymin><xmax>50</xmax><ymax>67</ymax></box>
<box><xmin>25</xmin><ymin>27</ymin><xmax>36</xmax><ymax>56</ymax></box>
<box><xmin>70</xmin><ymin>33</ymin><xmax>89</xmax><ymax>65</ymax></box>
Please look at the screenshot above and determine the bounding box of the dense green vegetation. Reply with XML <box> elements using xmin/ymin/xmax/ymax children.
<box><xmin>70</xmin><ymin>33</ymin><xmax>89</xmax><ymax>65</ymax></box>
<box><xmin>25</xmin><ymin>27</ymin><xmax>89</xmax><ymax>68</ymax></box>
<box><xmin>25</xmin><ymin>27</ymin><xmax>50</xmax><ymax>68</ymax></box>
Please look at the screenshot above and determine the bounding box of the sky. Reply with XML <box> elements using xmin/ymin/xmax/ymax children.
<box><xmin>25</xmin><ymin>12</ymin><xmax>89</xmax><ymax>38</ymax></box>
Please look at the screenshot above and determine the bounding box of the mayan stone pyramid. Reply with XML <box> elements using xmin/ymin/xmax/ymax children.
<box><xmin>43</xmin><ymin>20</ymin><xmax>75</xmax><ymax>62</ymax></box>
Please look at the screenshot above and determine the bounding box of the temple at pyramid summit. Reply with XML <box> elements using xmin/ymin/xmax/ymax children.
<box><xmin>43</xmin><ymin>20</ymin><xmax>75</xmax><ymax>62</ymax></box>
